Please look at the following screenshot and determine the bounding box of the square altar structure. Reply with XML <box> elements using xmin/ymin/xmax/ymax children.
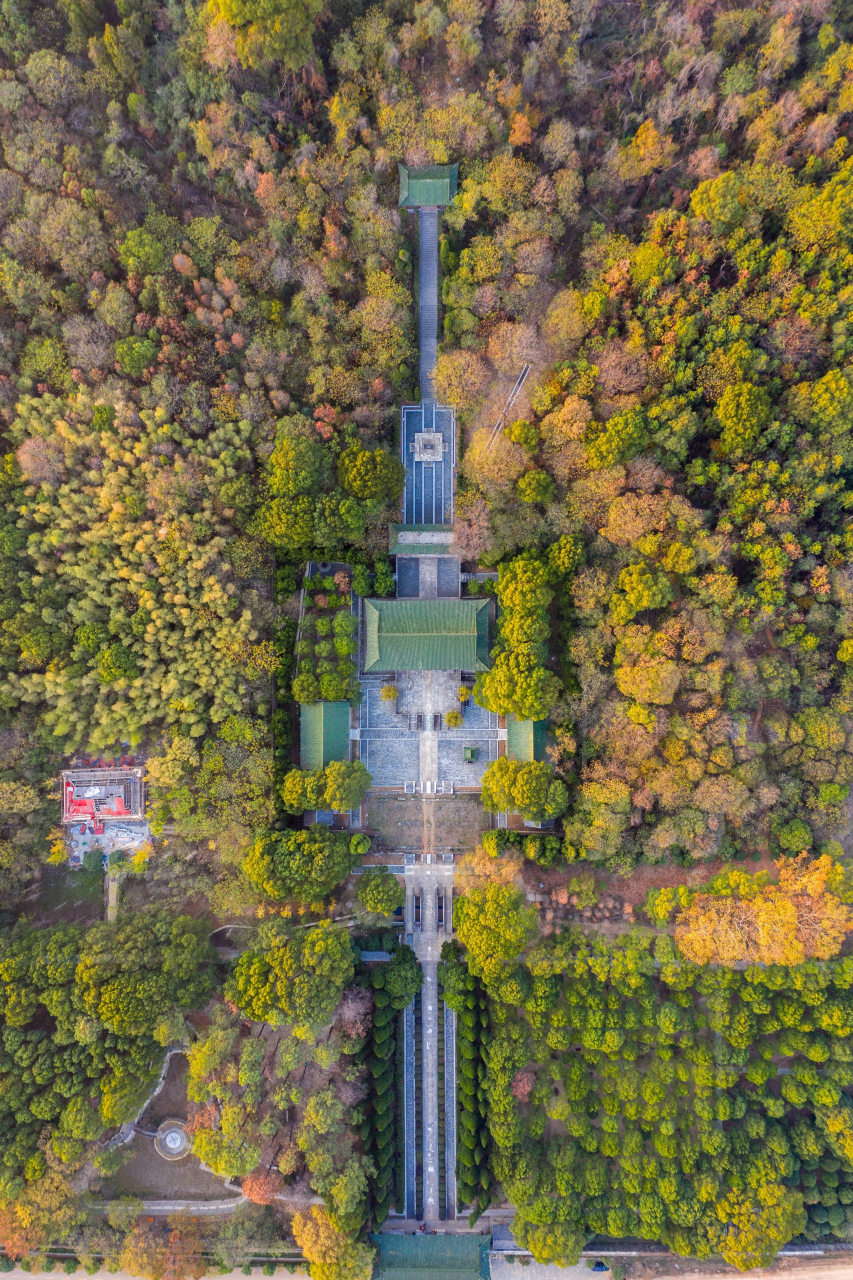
<box><xmin>413</xmin><ymin>431</ymin><xmax>445</xmax><ymax>463</ymax></box>
<box><xmin>400</xmin><ymin>402</ymin><xmax>456</xmax><ymax>526</ymax></box>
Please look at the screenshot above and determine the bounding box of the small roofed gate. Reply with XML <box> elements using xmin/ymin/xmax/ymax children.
<box><xmin>398</xmin><ymin>164</ymin><xmax>459</xmax><ymax>208</ymax></box>
<box><xmin>370</xmin><ymin>1232</ymin><xmax>489</xmax><ymax>1280</ymax></box>
<box><xmin>299</xmin><ymin>701</ymin><xmax>351</xmax><ymax>770</ymax></box>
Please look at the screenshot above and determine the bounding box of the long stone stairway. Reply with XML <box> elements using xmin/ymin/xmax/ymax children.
<box><xmin>403</xmin><ymin>852</ymin><xmax>456</xmax><ymax>1223</ymax></box>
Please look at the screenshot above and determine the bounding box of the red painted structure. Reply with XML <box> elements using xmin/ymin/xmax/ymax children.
<box><xmin>60</xmin><ymin>767</ymin><xmax>144</xmax><ymax>824</ymax></box>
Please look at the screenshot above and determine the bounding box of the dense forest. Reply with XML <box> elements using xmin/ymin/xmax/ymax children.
<box><xmin>0</xmin><ymin>0</ymin><xmax>853</xmax><ymax>1273</ymax></box>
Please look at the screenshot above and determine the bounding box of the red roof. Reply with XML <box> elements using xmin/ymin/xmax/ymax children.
<box><xmin>63</xmin><ymin>781</ymin><xmax>131</xmax><ymax>820</ymax></box>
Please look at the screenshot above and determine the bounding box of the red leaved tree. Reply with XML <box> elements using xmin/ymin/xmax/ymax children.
<box><xmin>242</xmin><ymin>1168</ymin><xmax>283</xmax><ymax>1205</ymax></box>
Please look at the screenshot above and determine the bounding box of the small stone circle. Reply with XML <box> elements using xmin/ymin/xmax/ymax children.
<box><xmin>154</xmin><ymin>1118</ymin><xmax>189</xmax><ymax>1161</ymax></box>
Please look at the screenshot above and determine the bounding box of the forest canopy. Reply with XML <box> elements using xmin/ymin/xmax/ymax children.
<box><xmin>2</xmin><ymin>0</ymin><xmax>853</xmax><ymax>1272</ymax></box>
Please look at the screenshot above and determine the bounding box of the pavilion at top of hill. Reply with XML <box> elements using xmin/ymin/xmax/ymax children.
<box><xmin>398</xmin><ymin>163</ymin><xmax>459</xmax><ymax>207</ymax></box>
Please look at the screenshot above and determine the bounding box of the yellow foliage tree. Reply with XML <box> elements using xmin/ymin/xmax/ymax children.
<box><xmin>613</xmin><ymin>120</ymin><xmax>677</xmax><ymax>183</ymax></box>
<box><xmin>291</xmin><ymin>1206</ymin><xmax>374</xmax><ymax>1280</ymax></box>
<box><xmin>674</xmin><ymin>855</ymin><xmax>853</xmax><ymax>966</ymax></box>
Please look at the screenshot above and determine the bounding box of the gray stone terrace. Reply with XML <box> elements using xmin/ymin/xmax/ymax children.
<box><xmin>401</xmin><ymin>402</ymin><xmax>456</xmax><ymax>526</ymax></box>
<box><xmin>357</xmin><ymin>672</ymin><xmax>502</xmax><ymax>791</ymax></box>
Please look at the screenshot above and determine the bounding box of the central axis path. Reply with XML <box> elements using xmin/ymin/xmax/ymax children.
<box><xmin>404</xmin><ymin>851</ymin><xmax>456</xmax><ymax>1224</ymax></box>
<box><xmin>418</xmin><ymin>207</ymin><xmax>439</xmax><ymax>401</ymax></box>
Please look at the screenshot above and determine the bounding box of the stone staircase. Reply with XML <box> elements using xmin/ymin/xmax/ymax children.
<box><xmin>419</xmin><ymin>207</ymin><xmax>439</xmax><ymax>400</ymax></box>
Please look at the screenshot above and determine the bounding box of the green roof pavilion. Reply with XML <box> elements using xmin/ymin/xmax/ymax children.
<box><xmin>300</xmin><ymin>701</ymin><xmax>351</xmax><ymax>771</ymax></box>
<box><xmin>370</xmin><ymin>1233</ymin><xmax>487</xmax><ymax>1280</ymax></box>
<box><xmin>363</xmin><ymin>598</ymin><xmax>490</xmax><ymax>672</ymax></box>
<box><xmin>398</xmin><ymin>163</ymin><xmax>459</xmax><ymax>208</ymax></box>
<box><xmin>506</xmin><ymin>715</ymin><xmax>547</xmax><ymax>762</ymax></box>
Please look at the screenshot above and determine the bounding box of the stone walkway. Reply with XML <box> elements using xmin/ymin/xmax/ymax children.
<box><xmin>418</xmin><ymin>207</ymin><xmax>438</xmax><ymax>400</ymax></box>
<box><xmin>404</xmin><ymin>853</ymin><xmax>456</xmax><ymax>1223</ymax></box>
<box><xmin>138</xmin><ymin>1197</ymin><xmax>243</xmax><ymax>1215</ymax></box>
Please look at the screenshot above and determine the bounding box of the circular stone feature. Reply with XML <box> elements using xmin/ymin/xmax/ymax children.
<box><xmin>154</xmin><ymin>1118</ymin><xmax>189</xmax><ymax>1161</ymax></box>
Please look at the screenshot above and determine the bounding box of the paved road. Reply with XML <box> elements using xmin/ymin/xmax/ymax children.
<box><xmin>491</xmin><ymin>1264</ymin><xmax>609</xmax><ymax>1280</ymax></box>
<box><xmin>418</xmin><ymin>207</ymin><xmax>438</xmax><ymax>400</ymax></box>
<box><xmin>626</xmin><ymin>1260</ymin><xmax>853</xmax><ymax>1280</ymax></box>
<box><xmin>138</xmin><ymin>1197</ymin><xmax>243</xmax><ymax>1214</ymax></box>
<box><xmin>0</xmin><ymin>1270</ymin><xmax>307</xmax><ymax>1280</ymax></box>
<box><xmin>106</xmin><ymin>871</ymin><xmax>119</xmax><ymax>922</ymax></box>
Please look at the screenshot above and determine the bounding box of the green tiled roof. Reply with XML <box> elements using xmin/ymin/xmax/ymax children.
<box><xmin>371</xmin><ymin>1234</ymin><xmax>487</xmax><ymax>1279</ymax></box>
<box><xmin>506</xmin><ymin>715</ymin><xmax>547</xmax><ymax>762</ymax></box>
<box><xmin>363</xmin><ymin>599</ymin><xmax>490</xmax><ymax>672</ymax></box>
<box><xmin>398</xmin><ymin>163</ymin><xmax>459</xmax><ymax>207</ymax></box>
<box><xmin>300</xmin><ymin>701</ymin><xmax>350</xmax><ymax>771</ymax></box>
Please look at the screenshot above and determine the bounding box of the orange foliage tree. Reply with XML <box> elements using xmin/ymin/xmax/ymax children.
<box><xmin>674</xmin><ymin>855</ymin><xmax>853</xmax><ymax>966</ymax></box>
<box><xmin>242</xmin><ymin>1168</ymin><xmax>283</xmax><ymax>1204</ymax></box>
<box><xmin>0</xmin><ymin>1206</ymin><xmax>47</xmax><ymax>1261</ymax></box>
<box><xmin>162</xmin><ymin>1215</ymin><xmax>205</xmax><ymax>1280</ymax></box>
<box><xmin>0</xmin><ymin>1169</ymin><xmax>78</xmax><ymax>1261</ymax></box>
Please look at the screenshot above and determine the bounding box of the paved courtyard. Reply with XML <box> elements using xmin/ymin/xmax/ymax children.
<box><xmin>359</xmin><ymin>674</ymin><xmax>500</xmax><ymax>790</ymax></box>
<box><xmin>365</xmin><ymin>793</ymin><xmax>492</xmax><ymax>853</ymax></box>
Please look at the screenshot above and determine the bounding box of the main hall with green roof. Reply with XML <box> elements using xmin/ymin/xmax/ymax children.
<box><xmin>363</xmin><ymin>599</ymin><xmax>491</xmax><ymax>674</ymax></box>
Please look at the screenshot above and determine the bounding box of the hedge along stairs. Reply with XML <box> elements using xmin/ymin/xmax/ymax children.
<box><xmin>361</xmin><ymin>976</ymin><xmax>400</xmax><ymax>1225</ymax></box>
<box><xmin>440</xmin><ymin>953</ymin><xmax>492</xmax><ymax>1223</ymax></box>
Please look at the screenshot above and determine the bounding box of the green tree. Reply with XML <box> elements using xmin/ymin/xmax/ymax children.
<box><xmin>293</xmin><ymin>672</ymin><xmax>321</xmax><ymax>704</ymax></box>
<box><xmin>281</xmin><ymin>768</ymin><xmax>326</xmax><ymax>814</ymax></box>
<box><xmin>510</xmin><ymin>1217</ymin><xmax>585</xmax><ymax>1267</ymax></box>
<box><xmin>96</xmin><ymin>642</ymin><xmax>140</xmax><ymax>684</ymax></box>
<box><xmin>323</xmin><ymin>760</ymin><xmax>372</xmax><ymax>812</ymax></box>
<box><xmin>481</xmin><ymin>758</ymin><xmax>568</xmax><ymax>822</ymax></box>
<box><xmin>586</xmin><ymin>408</ymin><xmax>647</xmax><ymax>468</ymax></box>
<box><xmin>292</xmin><ymin>1206</ymin><xmax>374</xmax><ymax>1280</ymax></box>
<box><xmin>548</xmin><ymin>534</ymin><xmax>584</xmax><ymax>575</ymax></box>
<box><xmin>242</xmin><ymin>827</ymin><xmax>362</xmax><ymax>902</ymax></box>
<box><xmin>357</xmin><ymin>868</ymin><xmax>405</xmax><ymax>915</ymax></box>
<box><xmin>266</xmin><ymin>431</ymin><xmax>329</xmax><ymax>498</ymax></box>
<box><xmin>226</xmin><ymin>921</ymin><xmax>354</xmax><ymax>1034</ymax></box>
<box><xmin>609</xmin><ymin>563</ymin><xmax>674</xmax><ymax>625</ymax></box>
<box><xmin>382</xmin><ymin>944</ymin><xmax>423</xmax><ymax>1008</ymax></box>
<box><xmin>690</xmin><ymin>170</ymin><xmax>746</xmax><ymax>234</ymax></box>
<box><xmin>475</xmin><ymin>649</ymin><xmax>562</xmax><ymax>722</ymax></box>
<box><xmin>337</xmin><ymin>443</ymin><xmax>404</xmax><ymax>502</ymax></box>
<box><xmin>712</xmin><ymin>1184</ymin><xmax>806</xmax><ymax>1270</ymax></box>
<box><xmin>517</xmin><ymin>470</ymin><xmax>555</xmax><ymax>503</ymax></box>
<box><xmin>191</xmin><ymin>1129</ymin><xmax>261</xmax><ymax>1179</ymax></box>
<box><xmin>204</xmin><ymin>0</ymin><xmax>322</xmax><ymax>69</ymax></box>
<box><xmin>114</xmin><ymin>337</ymin><xmax>158</xmax><ymax>378</ymax></box>
<box><xmin>454</xmin><ymin>884</ymin><xmax>537</xmax><ymax>981</ymax></box>
<box><xmin>715</xmin><ymin>382</ymin><xmax>771</xmax><ymax>458</ymax></box>
<box><xmin>281</xmin><ymin>762</ymin><xmax>372</xmax><ymax>814</ymax></box>
<box><xmin>117</xmin><ymin>228</ymin><xmax>165</xmax><ymax>276</ymax></box>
